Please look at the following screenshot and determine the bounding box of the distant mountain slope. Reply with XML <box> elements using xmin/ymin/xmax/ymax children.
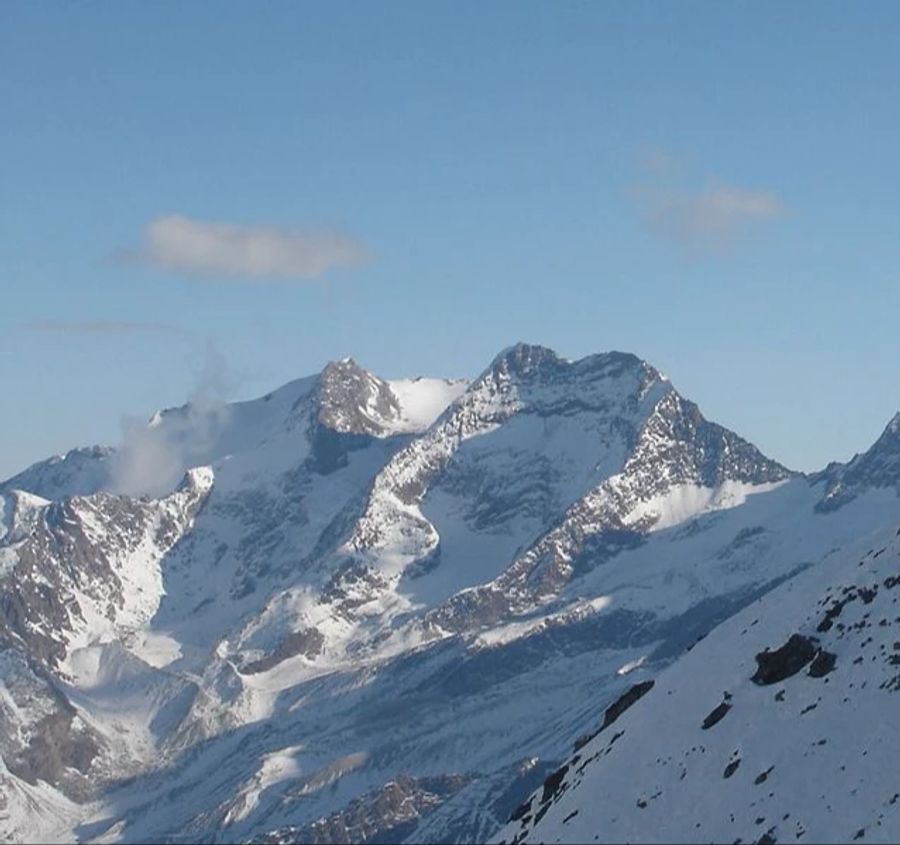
<box><xmin>0</xmin><ymin>446</ymin><xmax>115</xmax><ymax>501</ymax></box>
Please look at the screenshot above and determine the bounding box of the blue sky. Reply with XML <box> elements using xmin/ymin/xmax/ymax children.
<box><xmin>3</xmin><ymin>1</ymin><xmax>900</xmax><ymax>478</ymax></box>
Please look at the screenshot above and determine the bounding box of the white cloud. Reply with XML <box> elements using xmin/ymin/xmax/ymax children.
<box><xmin>141</xmin><ymin>215</ymin><xmax>368</xmax><ymax>280</ymax></box>
<box><xmin>630</xmin><ymin>152</ymin><xmax>785</xmax><ymax>249</ymax></box>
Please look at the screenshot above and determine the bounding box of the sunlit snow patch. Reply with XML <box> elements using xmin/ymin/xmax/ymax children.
<box><xmin>617</xmin><ymin>655</ymin><xmax>647</xmax><ymax>675</ymax></box>
<box><xmin>475</xmin><ymin>596</ymin><xmax>613</xmax><ymax>648</ymax></box>
<box><xmin>626</xmin><ymin>479</ymin><xmax>788</xmax><ymax>533</ymax></box>
<box><xmin>387</xmin><ymin>377</ymin><xmax>469</xmax><ymax>432</ymax></box>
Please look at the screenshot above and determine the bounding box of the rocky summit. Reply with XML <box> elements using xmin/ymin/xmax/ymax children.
<box><xmin>2</xmin><ymin>343</ymin><xmax>900</xmax><ymax>844</ymax></box>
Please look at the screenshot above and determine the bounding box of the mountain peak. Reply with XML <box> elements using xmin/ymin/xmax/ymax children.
<box><xmin>816</xmin><ymin>409</ymin><xmax>900</xmax><ymax>511</ymax></box>
<box><xmin>314</xmin><ymin>358</ymin><xmax>402</xmax><ymax>437</ymax></box>
<box><xmin>324</xmin><ymin>355</ymin><xmax>362</xmax><ymax>372</ymax></box>
<box><xmin>488</xmin><ymin>343</ymin><xmax>659</xmax><ymax>387</ymax></box>
<box><xmin>489</xmin><ymin>343</ymin><xmax>566</xmax><ymax>379</ymax></box>
<box><xmin>878</xmin><ymin>410</ymin><xmax>900</xmax><ymax>439</ymax></box>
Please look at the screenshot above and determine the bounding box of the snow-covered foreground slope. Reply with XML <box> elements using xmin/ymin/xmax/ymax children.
<box><xmin>2</xmin><ymin>343</ymin><xmax>900</xmax><ymax>843</ymax></box>
<box><xmin>498</xmin><ymin>517</ymin><xmax>900</xmax><ymax>845</ymax></box>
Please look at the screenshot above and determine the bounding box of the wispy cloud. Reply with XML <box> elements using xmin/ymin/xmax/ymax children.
<box><xmin>109</xmin><ymin>344</ymin><xmax>232</xmax><ymax>497</ymax></box>
<box><xmin>25</xmin><ymin>319</ymin><xmax>183</xmax><ymax>335</ymax></box>
<box><xmin>136</xmin><ymin>214</ymin><xmax>369</xmax><ymax>280</ymax></box>
<box><xmin>629</xmin><ymin>150</ymin><xmax>785</xmax><ymax>250</ymax></box>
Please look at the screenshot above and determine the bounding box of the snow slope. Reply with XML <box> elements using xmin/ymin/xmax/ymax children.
<box><xmin>498</xmin><ymin>517</ymin><xmax>900</xmax><ymax>845</ymax></box>
<box><xmin>386</xmin><ymin>377</ymin><xmax>469</xmax><ymax>432</ymax></box>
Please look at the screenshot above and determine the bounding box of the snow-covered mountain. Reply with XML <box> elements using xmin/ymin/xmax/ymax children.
<box><xmin>497</xmin><ymin>514</ymin><xmax>900</xmax><ymax>845</ymax></box>
<box><xmin>1</xmin><ymin>343</ymin><xmax>899</xmax><ymax>844</ymax></box>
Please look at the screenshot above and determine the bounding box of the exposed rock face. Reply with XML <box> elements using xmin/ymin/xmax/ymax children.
<box><xmin>305</xmin><ymin>359</ymin><xmax>408</xmax><ymax>474</ymax></box>
<box><xmin>573</xmin><ymin>679</ymin><xmax>657</xmax><ymax>753</ymax></box>
<box><xmin>240</xmin><ymin>628</ymin><xmax>325</xmax><ymax>674</ymax></box>
<box><xmin>314</xmin><ymin>358</ymin><xmax>403</xmax><ymax>437</ymax></box>
<box><xmin>252</xmin><ymin>774</ymin><xmax>471</xmax><ymax>845</ymax></box>
<box><xmin>599</xmin><ymin>680</ymin><xmax>656</xmax><ymax>730</ymax></box>
<box><xmin>750</xmin><ymin>634</ymin><xmax>820</xmax><ymax>685</ymax></box>
<box><xmin>0</xmin><ymin>649</ymin><xmax>102</xmax><ymax>800</ymax></box>
<box><xmin>0</xmin><ymin>474</ymin><xmax>211</xmax><ymax>672</ymax></box>
<box><xmin>700</xmin><ymin>694</ymin><xmax>732</xmax><ymax>730</ymax></box>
